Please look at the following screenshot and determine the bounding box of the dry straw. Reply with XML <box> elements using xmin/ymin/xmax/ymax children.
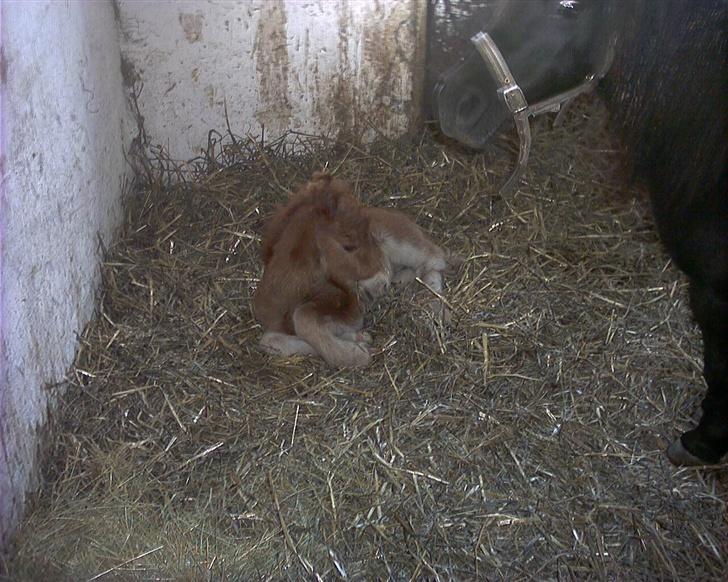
<box><xmin>6</xmin><ymin>96</ymin><xmax>727</xmax><ymax>580</ymax></box>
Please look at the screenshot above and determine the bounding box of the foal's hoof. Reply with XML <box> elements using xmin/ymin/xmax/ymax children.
<box><xmin>425</xmin><ymin>298</ymin><xmax>452</xmax><ymax>325</ymax></box>
<box><xmin>667</xmin><ymin>438</ymin><xmax>712</xmax><ymax>467</ymax></box>
<box><xmin>325</xmin><ymin>342</ymin><xmax>372</xmax><ymax>368</ymax></box>
<box><xmin>354</xmin><ymin>331</ymin><xmax>372</xmax><ymax>344</ymax></box>
<box><xmin>339</xmin><ymin>346</ymin><xmax>371</xmax><ymax>368</ymax></box>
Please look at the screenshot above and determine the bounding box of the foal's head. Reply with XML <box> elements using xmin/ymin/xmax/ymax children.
<box><xmin>306</xmin><ymin>173</ymin><xmax>387</xmax><ymax>288</ymax></box>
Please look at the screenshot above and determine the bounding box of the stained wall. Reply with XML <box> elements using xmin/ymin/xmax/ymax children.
<box><xmin>0</xmin><ymin>1</ymin><xmax>131</xmax><ymax>548</ymax></box>
<box><xmin>117</xmin><ymin>0</ymin><xmax>427</xmax><ymax>160</ymax></box>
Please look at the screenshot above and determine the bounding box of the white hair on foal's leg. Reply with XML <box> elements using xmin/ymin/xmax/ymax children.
<box><xmin>419</xmin><ymin>267</ymin><xmax>444</xmax><ymax>294</ymax></box>
<box><xmin>339</xmin><ymin>329</ymin><xmax>372</xmax><ymax>344</ymax></box>
<box><xmin>260</xmin><ymin>332</ymin><xmax>318</xmax><ymax>357</ymax></box>
<box><xmin>358</xmin><ymin>254</ymin><xmax>392</xmax><ymax>301</ymax></box>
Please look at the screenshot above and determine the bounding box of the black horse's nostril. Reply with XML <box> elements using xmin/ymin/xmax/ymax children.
<box><xmin>457</xmin><ymin>91</ymin><xmax>485</xmax><ymax>125</ymax></box>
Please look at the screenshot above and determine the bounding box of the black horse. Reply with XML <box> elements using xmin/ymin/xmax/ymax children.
<box><xmin>432</xmin><ymin>0</ymin><xmax>727</xmax><ymax>466</ymax></box>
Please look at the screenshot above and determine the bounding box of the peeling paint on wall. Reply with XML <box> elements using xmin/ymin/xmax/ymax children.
<box><xmin>117</xmin><ymin>0</ymin><xmax>427</xmax><ymax>161</ymax></box>
<box><xmin>179</xmin><ymin>12</ymin><xmax>204</xmax><ymax>43</ymax></box>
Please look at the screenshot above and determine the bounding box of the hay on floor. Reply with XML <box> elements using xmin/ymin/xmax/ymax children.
<box><xmin>6</xmin><ymin>96</ymin><xmax>727</xmax><ymax>580</ymax></box>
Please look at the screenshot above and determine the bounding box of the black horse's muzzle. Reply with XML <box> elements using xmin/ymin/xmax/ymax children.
<box><xmin>434</xmin><ymin>50</ymin><xmax>510</xmax><ymax>149</ymax></box>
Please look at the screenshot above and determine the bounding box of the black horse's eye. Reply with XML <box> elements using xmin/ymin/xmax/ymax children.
<box><xmin>343</xmin><ymin>244</ymin><xmax>357</xmax><ymax>252</ymax></box>
<box><xmin>558</xmin><ymin>0</ymin><xmax>581</xmax><ymax>17</ymax></box>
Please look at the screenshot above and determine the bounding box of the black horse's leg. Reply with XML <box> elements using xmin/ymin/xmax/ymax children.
<box><xmin>668</xmin><ymin>279</ymin><xmax>728</xmax><ymax>465</ymax></box>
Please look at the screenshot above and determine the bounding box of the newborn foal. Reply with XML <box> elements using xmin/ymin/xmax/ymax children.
<box><xmin>253</xmin><ymin>173</ymin><xmax>388</xmax><ymax>368</ymax></box>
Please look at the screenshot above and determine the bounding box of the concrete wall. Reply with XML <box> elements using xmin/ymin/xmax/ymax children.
<box><xmin>0</xmin><ymin>1</ymin><xmax>131</xmax><ymax>549</ymax></box>
<box><xmin>117</xmin><ymin>0</ymin><xmax>427</xmax><ymax>161</ymax></box>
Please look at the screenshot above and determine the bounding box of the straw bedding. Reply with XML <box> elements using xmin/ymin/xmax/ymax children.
<box><xmin>5</xmin><ymin>96</ymin><xmax>727</xmax><ymax>580</ymax></box>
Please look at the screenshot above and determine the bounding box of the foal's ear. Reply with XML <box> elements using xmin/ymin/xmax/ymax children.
<box><xmin>311</xmin><ymin>171</ymin><xmax>333</xmax><ymax>185</ymax></box>
<box><xmin>307</xmin><ymin>173</ymin><xmax>341</xmax><ymax>219</ymax></box>
<box><xmin>315</xmin><ymin>190</ymin><xmax>341</xmax><ymax>220</ymax></box>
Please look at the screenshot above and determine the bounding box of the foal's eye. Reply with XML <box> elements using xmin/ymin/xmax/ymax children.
<box><xmin>343</xmin><ymin>244</ymin><xmax>357</xmax><ymax>252</ymax></box>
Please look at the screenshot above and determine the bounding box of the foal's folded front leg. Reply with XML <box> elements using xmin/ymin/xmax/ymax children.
<box><xmin>260</xmin><ymin>331</ymin><xmax>318</xmax><ymax>357</ymax></box>
<box><xmin>292</xmin><ymin>295</ymin><xmax>371</xmax><ymax>368</ymax></box>
<box><xmin>339</xmin><ymin>329</ymin><xmax>372</xmax><ymax>345</ymax></box>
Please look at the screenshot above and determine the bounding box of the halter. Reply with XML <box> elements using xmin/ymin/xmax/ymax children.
<box><xmin>470</xmin><ymin>31</ymin><xmax>616</xmax><ymax>193</ymax></box>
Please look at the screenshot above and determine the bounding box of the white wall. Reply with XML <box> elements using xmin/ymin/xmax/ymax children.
<box><xmin>117</xmin><ymin>0</ymin><xmax>427</xmax><ymax>161</ymax></box>
<box><xmin>0</xmin><ymin>1</ymin><xmax>131</xmax><ymax>548</ymax></box>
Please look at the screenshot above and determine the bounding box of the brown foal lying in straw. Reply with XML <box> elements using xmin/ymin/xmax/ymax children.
<box><xmin>253</xmin><ymin>173</ymin><xmax>454</xmax><ymax>368</ymax></box>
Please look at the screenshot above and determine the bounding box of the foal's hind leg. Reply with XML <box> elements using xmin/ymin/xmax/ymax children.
<box><xmin>260</xmin><ymin>331</ymin><xmax>318</xmax><ymax>357</ymax></box>
<box><xmin>667</xmin><ymin>280</ymin><xmax>728</xmax><ymax>465</ymax></box>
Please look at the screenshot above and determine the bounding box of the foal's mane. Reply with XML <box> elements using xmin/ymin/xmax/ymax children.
<box><xmin>260</xmin><ymin>173</ymin><xmax>353</xmax><ymax>264</ymax></box>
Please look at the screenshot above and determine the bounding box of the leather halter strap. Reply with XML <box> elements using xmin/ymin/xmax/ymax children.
<box><xmin>470</xmin><ymin>31</ymin><xmax>616</xmax><ymax>194</ymax></box>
